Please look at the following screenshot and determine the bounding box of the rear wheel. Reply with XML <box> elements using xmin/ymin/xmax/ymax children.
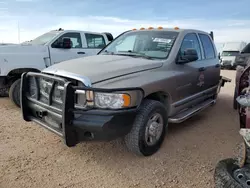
<box><xmin>124</xmin><ymin>99</ymin><xmax>168</xmax><ymax>156</ymax></box>
<box><xmin>9</xmin><ymin>78</ymin><xmax>21</xmax><ymax>108</ymax></box>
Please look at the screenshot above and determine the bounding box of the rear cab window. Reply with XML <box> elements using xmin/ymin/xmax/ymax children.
<box><xmin>85</xmin><ymin>33</ymin><xmax>106</xmax><ymax>49</ymax></box>
<box><xmin>198</xmin><ymin>33</ymin><xmax>216</xmax><ymax>59</ymax></box>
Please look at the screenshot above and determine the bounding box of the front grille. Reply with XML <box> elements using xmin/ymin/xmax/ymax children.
<box><xmin>26</xmin><ymin>75</ymin><xmax>68</xmax><ymax>109</ymax></box>
<box><xmin>25</xmin><ymin>73</ymin><xmax>87</xmax><ymax>110</ymax></box>
<box><xmin>222</xmin><ymin>60</ymin><xmax>232</xmax><ymax>65</ymax></box>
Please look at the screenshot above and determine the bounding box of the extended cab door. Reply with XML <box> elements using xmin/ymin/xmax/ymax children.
<box><xmin>174</xmin><ymin>33</ymin><xmax>205</xmax><ymax>100</ymax></box>
<box><xmin>81</xmin><ymin>33</ymin><xmax>107</xmax><ymax>56</ymax></box>
<box><xmin>49</xmin><ymin>32</ymin><xmax>87</xmax><ymax>65</ymax></box>
<box><xmin>197</xmin><ymin>33</ymin><xmax>220</xmax><ymax>91</ymax></box>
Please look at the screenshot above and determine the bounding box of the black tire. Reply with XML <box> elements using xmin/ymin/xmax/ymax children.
<box><xmin>236</xmin><ymin>142</ymin><xmax>250</xmax><ymax>168</ymax></box>
<box><xmin>214</xmin><ymin>158</ymin><xmax>242</xmax><ymax>188</ymax></box>
<box><xmin>124</xmin><ymin>99</ymin><xmax>168</xmax><ymax>156</ymax></box>
<box><xmin>245</xmin><ymin>143</ymin><xmax>250</xmax><ymax>165</ymax></box>
<box><xmin>234</xmin><ymin>87</ymin><xmax>238</xmax><ymax>110</ymax></box>
<box><xmin>9</xmin><ymin>78</ymin><xmax>21</xmax><ymax>108</ymax></box>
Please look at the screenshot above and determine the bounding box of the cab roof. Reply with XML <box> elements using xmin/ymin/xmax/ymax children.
<box><xmin>48</xmin><ymin>28</ymin><xmax>108</xmax><ymax>36</ymax></box>
<box><xmin>128</xmin><ymin>27</ymin><xmax>210</xmax><ymax>35</ymax></box>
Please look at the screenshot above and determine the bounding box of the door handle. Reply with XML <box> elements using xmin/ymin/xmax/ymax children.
<box><xmin>198</xmin><ymin>67</ymin><xmax>206</xmax><ymax>72</ymax></box>
<box><xmin>215</xmin><ymin>64</ymin><xmax>220</xmax><ymax>68</ymax></box>
<box><xmin>77</xmin><ymin>52</ymin><xmax>85</xmax><ymax>54</ymax></box>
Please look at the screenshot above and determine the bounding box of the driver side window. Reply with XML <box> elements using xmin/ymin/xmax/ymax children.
<box><xmin>51</xmin><ymin>32</ymin><xmax>82</xmax><ymax>48</ymax></box>
<box><xmin>180</xmin><ymin>33</ymin><xmax>202</xmax><ymax>60</ymax></box>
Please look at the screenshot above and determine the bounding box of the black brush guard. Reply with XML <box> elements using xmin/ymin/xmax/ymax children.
<box><xmin>21</xmin><ymin>72</ymin><xmax>77</xmax><ymax>146</ymax></box>
<box><xmin>21</xmin><ymin>72</ymin><xmax>140</xmax><ymax>147</ymax></box>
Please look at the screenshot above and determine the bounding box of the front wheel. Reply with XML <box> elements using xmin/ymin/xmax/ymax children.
<box><xmin>9</xmin><ymin>78</ymin><xmax>21</xmax><ymax>108</ymax></box>
<box><xmin>124</xmin><ymin>99</ymin><xmax>168</xmax><ymax>156</ymax></box>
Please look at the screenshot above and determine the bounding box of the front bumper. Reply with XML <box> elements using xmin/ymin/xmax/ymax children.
<box><xmin>220</xmin><ymin>60</ymin><xmax>236</xmax><ymax>69</ymax></box>
<box><xmin>21</xmin><ymin>72</ymin><xmax>139</xmax><ymax>147</ymax></box>
<box><xmin>221</xmin><ymin>63</ymin><xmax>236</xmax><ymax>69</ymax></box>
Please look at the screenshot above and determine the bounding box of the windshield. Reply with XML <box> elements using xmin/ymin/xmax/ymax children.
<box><xmin>27</xmin><ymin>32</ymin><xmax>60</xmax><ymax>45</ymax></box>
<box><xmin>221</xmin><ymin>51</ymin><xmax>240</xmax><ymax>56</ymax></box>
<box><xmin>99</xmin><ymin>30</ymin><xmax>179</xmax><ymax>59</ymax></box>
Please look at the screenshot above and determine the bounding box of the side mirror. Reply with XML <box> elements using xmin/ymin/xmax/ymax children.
<box><xmin>218</xmin><ymin>52</ymin><xmax>221</xmax><ymax>60</ymax></box>
<box><xmin>62</xmin><ymin>37</ymin><xmax>72</xmax><ymax>49</ymax></box>
<box><xmin>177</xmin><ymin>48</ymin><xmax>198</xmax><ymax>64</ymax></box>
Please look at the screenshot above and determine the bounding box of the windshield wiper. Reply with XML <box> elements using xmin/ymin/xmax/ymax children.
<box><xmin>116</xmin><ymin>50</ymin><xmax>153</xmax><ymax>59</ymax></box>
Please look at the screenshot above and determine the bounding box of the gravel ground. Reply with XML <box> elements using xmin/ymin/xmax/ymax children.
<box><xmin>0</xmin><ymin>70</ymin><xmax>243</xmax><ymax>188</ymax></box>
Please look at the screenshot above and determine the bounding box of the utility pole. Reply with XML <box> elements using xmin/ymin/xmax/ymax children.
<box><xmin>17</xmin><ymin>21</ymin><xmax>20</xmax><ymax>44</ymax></box>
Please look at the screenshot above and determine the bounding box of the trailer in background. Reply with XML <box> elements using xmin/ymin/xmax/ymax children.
<box><xmin>220</xmin><ymin>41</ymin><xmax>247</xmax><ymax>69</ymax></box>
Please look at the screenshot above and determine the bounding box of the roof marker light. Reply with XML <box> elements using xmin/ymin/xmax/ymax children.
<box><xmin>158</xmin><ymin>26</ymin><xmax>163</xmax><ymax>29</ymax></box>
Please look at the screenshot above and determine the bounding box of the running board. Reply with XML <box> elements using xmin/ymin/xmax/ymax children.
<box><xmin>168</xmin><ymin>99</ymin><xmax>216</xmax><ymax>123</ymax></box>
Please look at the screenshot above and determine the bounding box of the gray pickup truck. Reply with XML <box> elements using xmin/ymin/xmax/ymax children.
<box><xmin>20</xmin><ymin>27</ymin><xmax>231</xmax><ymax>156</ymax></box>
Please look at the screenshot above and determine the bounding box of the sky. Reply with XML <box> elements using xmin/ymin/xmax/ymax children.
<box><xmin>0</xmin><ymin>0</ymin><xmax>250</xmax><ymax>49</ymax></box>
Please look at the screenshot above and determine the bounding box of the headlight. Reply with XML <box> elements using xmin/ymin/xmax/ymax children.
<box><xmin>75</xmin><ymin>89</ymin><xmax>143</xmax><ymax>110</ymax></box>
<box><xmin>95</xmin><ymin>93</ymin><xmax>131</xmax><ymax>109</ymax></box>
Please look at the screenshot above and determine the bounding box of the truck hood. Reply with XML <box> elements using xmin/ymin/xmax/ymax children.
<box><xmin>0</xmin><ymin>43</ymin><xmax>48</xmax><ymax>53</ymax></box>
<box><xmin>43</xmin><ymin>55</ymin><xmax>163</xmax><ymax>84</ymax></box>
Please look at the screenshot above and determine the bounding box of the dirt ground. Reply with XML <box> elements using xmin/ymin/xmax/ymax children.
<box><xmin>0</xmin><ymin>70</ymin><xmax>243</xmax><ymax>188</ymax></box>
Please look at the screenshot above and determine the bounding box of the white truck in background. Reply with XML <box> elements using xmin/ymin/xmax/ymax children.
<box><xmin>0</xmin><ymin>28</ymin><xmax>114</xmax><ymax>107</ymax></box>
<box><xmin>220</xmin><ymin>41</ymin><xmax>247</xmax><ymax>69</ymax></box>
